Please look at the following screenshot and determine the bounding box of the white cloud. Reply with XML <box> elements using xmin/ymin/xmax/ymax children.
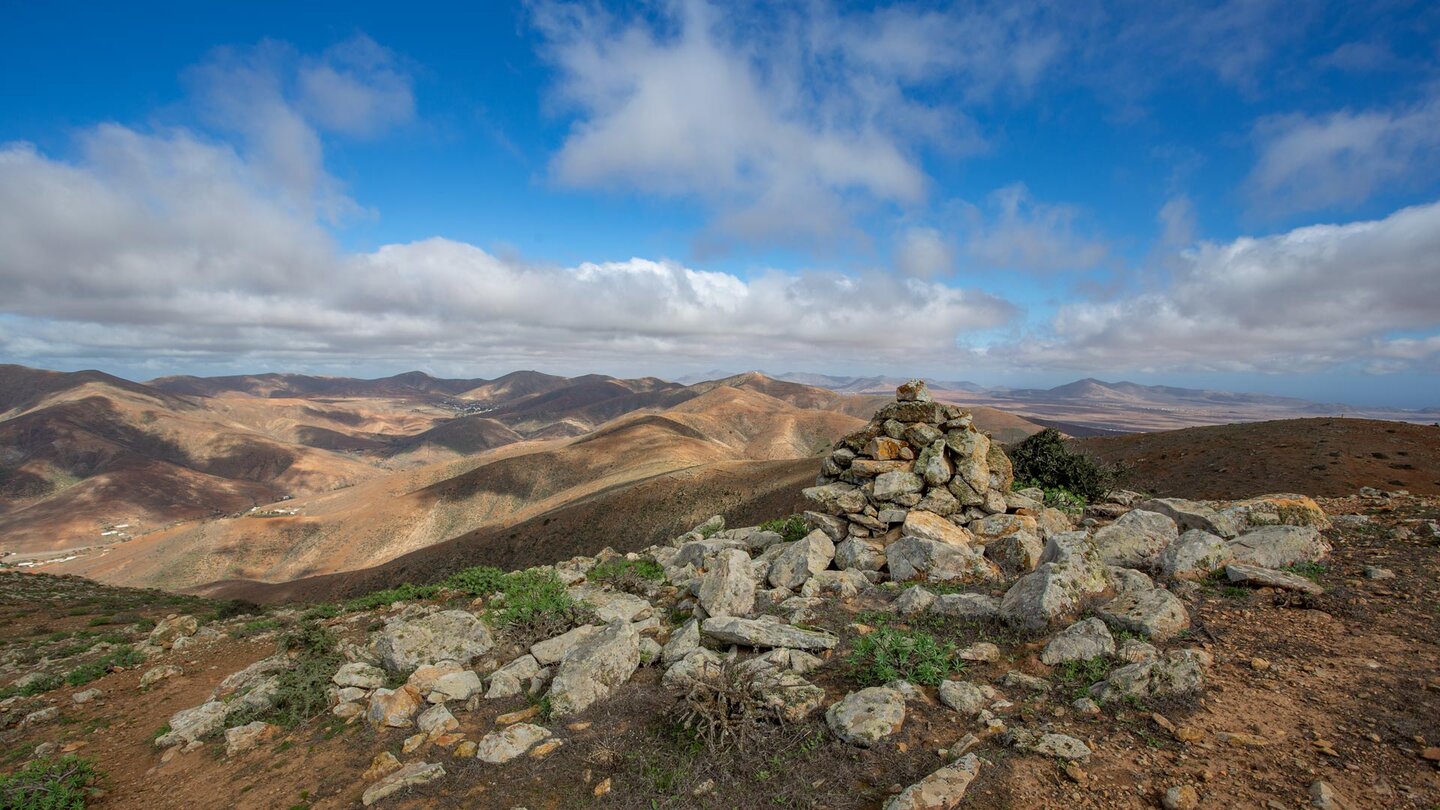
<box><xmin>894</xmin><ymin>227</ymin><xmax>955</xmax><ymax>278</ymax></box>
<box><xmin>0</xmin><ymin>128</ymin><xmax>1016</xmax><ymax>373</ymax></box>
<box><xmin>1158</xmin><ymin>195</ymin><xmax>1196</xmax><ymax>247</ymax></box>
<box><xmin>960</xmin><ymin>184</ymin><xmax>1108</xmax><ymax>273</ymax></box>
<box><xmin>997</xmin><ymin>200</ymin><xmax>1440</xmax><ymax>372</ymax></box>
<box><xmin>530</xmin><ymin>1</ymin><xmax>1067</xmax><ymax>248</ymax></box>
<box><xmin>1247</xmin><ymin>95</ymin><xmax>1440</xmax><ymax>216</ymax></box>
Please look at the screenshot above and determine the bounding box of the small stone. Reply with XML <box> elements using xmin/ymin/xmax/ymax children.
<box><xmin>362</xmin><ymin>751</ymin><xmax>402</xmax><ymax>781</ymax></box>
<box><xmin>1250</xmin><ymin>657</ymin><xmax>1270</xmax><ymax>671</ymax></box>
<box><xmin>1161</xmin><ymin>784</ymin><xmax>1199</xmax><ymax>810</ymax></box>
<box><xmin>1215</xmin><ymin>731</ymin><xmax>1269</xmax><ymax>748</ymax></box>
<box><xmin>593</xmin><ymin>777</ymin><xmax>612</xmax><ymax>797</ymax></box>
<box><xmin>1363</xmin><ymin>566</ymin><xmax>1395</xmax><ymax>580</ymax></box>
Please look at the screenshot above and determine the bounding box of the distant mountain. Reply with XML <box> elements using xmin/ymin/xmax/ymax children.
<box><xmin>771</xmin><ymin>372</ymin><xmax>986</xmax><ymax>394</ymax></box>
<box><xmin>998</xmin><ymin>377</ymin><xmax>1351</xmax><ymax>411</ymax></box>
<box><xmin>148</xmin><ymin>370</ymin><xmax>494</xmax><ymax>399</ymax></box>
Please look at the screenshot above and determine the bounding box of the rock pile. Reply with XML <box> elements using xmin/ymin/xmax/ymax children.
<box><xmin>803</xmin><ymin>380</ymin><xmax>1068</xmax><ymax>588</ymax></box>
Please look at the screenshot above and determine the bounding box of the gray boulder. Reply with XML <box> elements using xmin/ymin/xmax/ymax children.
<box><xmin>767</xmin><ymin>531</ymin><xmax>836</xmax><ymax>590</ymax></box>
<box><xmin>1092</xmin><ymin>509</ymin><xmax>1178</xmax><ymax>568</ymax></box>
<box><xmin>547</xmin><ymin>620</ymin><xmax>641</xmax><ymax>717</ymax></box>
<box><xmin>1096</xmin><ymin>588</ymin><xmax>1190</xmax><ymax>641</ymax></box>
<box><xmin>1091</xmin><ymin>649</ymin><xmax>1209</xmax><ymax>703</ymax></box>
<box><xmin>826</xmin><ymin>687</ymin><xmax>906</xmax><ymax>747</ymax></box>
<box><xmin>698</xmin><ymin>548</ymin><xmax>758</xmax><ymax>617</ymax></box>
<box><xmin>1158</xmin><ymin>529</ymin><xmax>1233</xmax><ymax>579</ymax></box>
<box><xmin>1138</xmin><ymin>497</ymin><xmax>1239</xmax><ymax>538</ymax></box>
<box><xmin>1040</xmin><ymin>618</ymin><xmax>1115</xmax><ymax>665</ymax></box>
<box><xmin>372</xmin><ymin>610</ymin><xmax>494</xmax><ymax>672</ymax></box>
<box><xmin>999</xmin><ymin>532</ymin><xmax>1112</xmax><ymax>632</ymax></box>
<box><xmin>886</xmin><ymin>537</ymin><xmax>1000</xmax><ymax>584</ymax></box>
<box><xmin>475</xmin><ymin>723</ymin><xmax>552</xmax><ymax>763</ymax></box>
<box><xmin>1227</xmin><ymin>525</ymin><xmax>1331</xmax><ymax>568</ymax></box>
<box><xmin>701</xmin><ymin>617</ymin><xmax>838</xmax><ymax>651</ymax></box>
<box><xmin>884</xmin><ymin>754</ymin><xmax>981</xmax><ymax>810</ymax></box>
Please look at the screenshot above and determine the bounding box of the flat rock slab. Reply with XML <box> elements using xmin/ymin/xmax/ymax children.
<box><xmin>884</xmin><ymin>753</ymin><xmax>981</xmax><ymax>810</ymax></box>
<box><xmin>1096</xmin><ymin>588</ymin><xmax>1190</xmax><ymax>642</ymax></box>
<box><xmin>1225</xmin><ymin>563</ymin><xmax>1323</xmax><ymax>594</ymax></box>
<box><xmin>362</xmin><ymin>761</ymin><xmax>445</xmax><ymax>806</ymax></box>
<box><xmin>701</xmin><ymin>617</ymin><xmax>838</xmax><ymax>650</ymax></box>
<box><xmin>475</xmin><ymin>723</ymin><xmax>552</xmax><ymax>763</ymax></box>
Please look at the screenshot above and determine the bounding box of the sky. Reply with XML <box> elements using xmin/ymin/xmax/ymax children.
<box><xmin>1</xmin><ymin>1</ymin><xmax>1438</xmax><ymax>408</ymax></box>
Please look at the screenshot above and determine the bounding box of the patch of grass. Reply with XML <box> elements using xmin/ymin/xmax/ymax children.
<box><xmin>847</xmin><ymin>626</ymin><xmax>959</xmax><ymax>687</ymax></box>
<box><xmin>0</xmin><ymin>755</ymin><xmax>102</xmax><ymax>809</ymax></box>
<box><xmin>0</xmin><ymin>674</ymin><xmax>63</xmax><ymax>701</ymax></box>
<box><xmin>1281</xmin><ymin>562</ymin><xmax>1327</xmax><ymax>582</ymax></box>
<box><xmin>1221</xmin><ymin>585</ymin><xmax>1251</xmax><ymax>601</ymax></box>
<box><xmin>225</xmin><ymin>623</ymin><xmax>340</xmax><ymax>730</ymax></box>
<box><xmin>234</xmin><ymin>618</ymin><xmax>283</xmax><ymax>637</ymax></box>
<box><xmin>63</xmin><ymin>645</ymin><xmax>144</xmax><ymax>687</ymax></box>
<box><xmin>442</xmin><ymin>565</ymin><xmax>510</xmax><ymax>598</ymax></box>
<box><xmin>299</xmin><ymin>604</ymin><xmax>340</xmax><ymax>622</ymax></box>
<box><xmin>758</xmin><ymin>515</ymin><xmax>809</xmax><ymax>543</ymax></box>
<box><xmin>342</xmin><ymin>583</ymin><xmax>440</xmax><ymax>613</ymax></box>
<box><xmin>1051</xmin><ymin>656</ymin><xmax>1116</xmax><ymax>700</ymax></box>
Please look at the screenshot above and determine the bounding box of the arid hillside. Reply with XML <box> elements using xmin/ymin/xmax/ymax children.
<box><xmin>1078</xmin><ymin>418</ymin><xmax>1440</xmax><ymax>499</ymax></box>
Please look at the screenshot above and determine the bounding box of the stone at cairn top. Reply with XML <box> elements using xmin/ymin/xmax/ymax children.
<box><xmin>896</xmin><ymin>379</ymin><xmax>932</xmax><ymax>403</ymax></box>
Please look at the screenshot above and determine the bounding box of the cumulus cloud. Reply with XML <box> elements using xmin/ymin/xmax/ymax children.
<box><xmin>1247</xmin><ymin>94</ymin><xmax>1440</xmax><ymax>216</ymax></box>
<box><xmin>0</xmin><ymin>130</ymin><xmax>1016</xmax><ymax>373</ymax></box>
<box><xmin>530</xmin><ymin>1</ymin><xmax>1067</xmax><ymax>248</ymax></box>
<box><xmin>959</xmin><ymin>184</ymin><xmax>1108</xmax><ymax>273</ymax></box>
<box><xmin>894</xmin><ymin>227</ymin><xmax>956</xmax><ymax>278</ymax></box>
<box><xmin>996</xmin><ymin>200</ymin><xmax>1440</xmax><ymax>372</ymax></box>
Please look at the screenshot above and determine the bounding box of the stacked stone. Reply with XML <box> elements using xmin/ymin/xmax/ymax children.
<box><xmin>801</xmin><ymin>379</ymin><xmax>1054</xmax><ymax>585</ymax></box>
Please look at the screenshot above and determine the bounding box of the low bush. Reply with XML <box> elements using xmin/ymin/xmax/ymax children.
<box><xmin>63</xmin><ymin>646</ymin><xmax>144</xmax><ymax>688</ymax></box>
<box><xmin>1008</xmin><ymin>429</ymin><xmax>1123</xmax><ymax>503</ymax></box>
<box><xmin>671</xmin><ymin>661</ymin><xmax>783</xmax><ymax>753</ymax></box>
<box><xmin>758</xmin><ymin>516</ymin><xmax>809</xmax><ymax>544</ymax></box>
<box><xmin>225</xmin><ymin>623</ymin><xmax>340</xmax><ymax>729</ymax></box>
<box><xmin>587</xmin><ymin>558</ymin><xmax>664</xmax><ymax>594</ymax></box>
<box><xmin>0</xmin><ymin>755</ymin><xmax>102</xmax><ymax>809</ymax></box>
<box><xmin>1052</xmin><ymin>656</ymin><xmax>1116</xmax><ymax>700</ymax></box>
<box><xmin>342</xmin><ymin>583</ymin><xmax>440</xmax><ymax>612</ymax></box>
<box><xmin>491</xmin><ymin>570</ymin><xmax>594</xmax><ymax>645</ymax></box>
<box><xmin>299</xmin><ymin>604</ymin><xmax>340</xmax><ymax>622</ymax></box>
<box><xmin>847</xmin><ymin>626</ymin><xmax>958</xmax><ymax>687</ymax></box>
<box><xmin>442</xmin><ymin>566</ymin><xmax>510</xmax><ymax>598</ymax></box>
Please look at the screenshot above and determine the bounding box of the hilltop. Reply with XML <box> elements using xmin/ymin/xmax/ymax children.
<box><xmin>0</xmin><ymin>381</ymin><xmax>1435</xmax><ymax>810</ymax></box>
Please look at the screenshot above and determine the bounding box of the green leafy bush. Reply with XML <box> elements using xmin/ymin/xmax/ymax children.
<box><xmin>342</xmin><ymin>583</ymin><xmax>439</xmax><ymax>612</ymax></box>
<box><xmin>226</xmin><ymin>623</ymin><xmax>340</xmax><ymax>729</ymax></box>
<box><xmin>847</xmin><ymin>627</ymin><xmax>958</xmax><ymax>687</ymax></box>
<box><xmin>587</xmin><ymin>558</ymin><xmax>664</xmax><ymax>594</ymax></box>
<box><xmin>0</xmin><ymin>674</ymin><xmax>63</xmax><ymax>701</ymax></box>
<box><xmin>442</xmin><ymin>566</ymin><xmax>510</xmax><ymax>597</ymax></box>
<box><xmin>0</xmin><ymin>755</ymin><xmax>102</xmax><ymax>809</ymax></box>
<box><xmin>492</xmin><ymin>570</ymin><xmax>594</xmax><ymax>644</ymax></box>
<box><xmin>758</xmin><ymin>516</ymin><xmax>809</xmax><ymax>544</ymax></box>
<box><xmin>299</xmin><ymin>604</ymin><xmax>340</xmax><ymax>621</ymax></box>
<box><xmin>1008</xmin><ymin>429</ymin><xmax>1121</xmax><ymax>503</ymax></box>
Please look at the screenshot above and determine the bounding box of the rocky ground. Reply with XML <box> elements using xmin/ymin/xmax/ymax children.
<box><xmin>2</xmin><ymin>385</ymin><xmax>1438</xmax><ymax>809</ymax></box>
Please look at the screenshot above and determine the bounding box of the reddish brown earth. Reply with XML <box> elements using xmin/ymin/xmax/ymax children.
<box><xmin>1077</xmin><ymin>417</ymin><xmax>1440</xmax><ymax>499</ymax></box>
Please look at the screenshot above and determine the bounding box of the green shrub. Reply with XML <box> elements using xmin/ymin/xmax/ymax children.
<box><xmin>235</xmin><ymin>618</ymin><xmax>283</xmax><ymax>637</ymax></box>
<box><xmin>587</xmin><ymin>558</ymin><xmax>664</xmax><ymax>593</ymax></box>
<box><xmin>300</xmin><ymin>604</ymin><xmax>340</xmax><ymax>621</ymax></box>
<box><xmin>1281</xmin><ymin>562</ymin><xmax>1326</xmax><ymax>582</ymax></box>
<box><xmin>62</xmin><ymin>645</ymin><xmax>144</xmax><ymax>688</ymax></box>
<box><xmin>1008</xmin><ymin>429</ymin><xmax>1122</xmax><ymax>503</ymax></box>
<box><xmin>342</xmin><ymin>583</ymin><xmax>439</xmax><ymax>612</ymax></box>
<box><xmin>226</xmin><ymin>623</ymin><xmax>340</xmax><ymax>730</ymax></box>
<box><xmin>0</xmin><ymin>673</ymin><xmax>63</xmax><ymax>701</ymax></box>
<box><xmin>442</xmin><ymin>566</ymin><xmax>510</xmax><ymax>597</ymax></box>
<box><xmin>847</xmin><ymin>627</ymin><xmax>958</xmax><ymax>687</ymax></box>
<box><xmin>1052</xmin><ymin>656</ymin><xmax>1115</xmax><ymax>700</ymax></box>
<box><xmin>758</xmin><ymin>516</ymin><xmax>809</xmax><ymax>544</ymax></box>
<box><xmin>492</xmin><ymin>570</ymin><xmax>594</xmax><ymax>643</ymax></box>
<box><xmin>0</xmin><ymin>755</ymin><xmax>102</xmax><ymax>809</ymax></box>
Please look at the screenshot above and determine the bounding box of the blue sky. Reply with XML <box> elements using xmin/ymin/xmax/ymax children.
<box><xmin>1</xmin><ymin>1</ymin><xmax>1438</xmax><ymax>407</ymax></box>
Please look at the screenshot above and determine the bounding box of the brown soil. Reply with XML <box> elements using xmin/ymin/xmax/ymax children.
<box><xmin>1078</xmin><ymin>417</ymin><xmax>1440</xmax><ymax>498</ymax></box>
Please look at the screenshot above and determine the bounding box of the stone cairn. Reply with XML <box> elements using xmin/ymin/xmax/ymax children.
<box><xmin>802</xmin><ymin>379</ymin><xmax>1065</xmax><ymax>584</ymax></box>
